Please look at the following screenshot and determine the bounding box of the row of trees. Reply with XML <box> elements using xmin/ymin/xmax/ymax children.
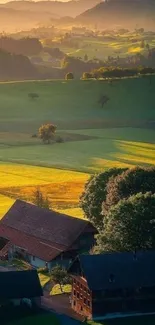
<box><xmin>62</xmin><ymin>67</ymin><xmax>155</xmax><ymax>81</ymax></box>
<box><xmin>82</xmin><ymin>67</ymin><xmax>155</xmax><ymax>80</ymax></box>
<box><xmin>80</xmin><ymin>167</ymin><xmax>155</xmax><ymax>253</ymax></box>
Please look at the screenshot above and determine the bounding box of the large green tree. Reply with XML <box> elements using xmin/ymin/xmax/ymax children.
<box><xmin>104</xmin><ymin>167</ymin><xmax>155</xmax><ymax>215</ymax></box>
<box><xmin>80</xmin><ymin>168</ymin><xmax>126</xmax><ymax>229</ymax></box>
<box><xmin>95</xmin><ymin>192</ymin><xmax>155</xmax><ymax>253</ymax></box>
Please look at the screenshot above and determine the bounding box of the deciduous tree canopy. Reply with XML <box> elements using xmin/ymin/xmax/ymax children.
<box><xmin>95</xmin><ymin>192</ymin><xmax>155</xmax><ymax>253</ymax></box>
<box><xmin>104</xmin><ymin>167</ymin><xmax>155</xmax><ymax>215</ymax></box>
<box><xmin>80</xmin><ymin>168</ymin><xmax>126</xmax><ymax>229</ymax></box>
<box><xmin>39</xmin><ymin>123</ymin><xmax>57</xmax><ymax>144</ymax></box>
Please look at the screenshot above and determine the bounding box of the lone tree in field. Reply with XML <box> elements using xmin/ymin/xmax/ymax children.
<box><xmin>95</xmin><ymin>192</ymin><xmax>155</xmax><ymax>253</ymax></box>
<box><xmin>50</xmin><ymin>265</ymin><xmax>69</xmax><ymax>293</ymax></box>
<box><xmin>33</xmin><ymin>188</ymin><xmax>50</xmax><ymax>209</ymax></box>
<box><xmin>98</xmin><ymin>94</ymin><xmax>110</xmax><ymax>108</ymax></box>
<box><xmin>28</xmin><ymin>93</ymin><xmax>39</xmax><ymax>100</ymax></box>
<box><xmin>39</xmin><ymin>123</ymin><xmax>57</xmax><ymax>144</ymax></box>
<box><xmin>65</xmin><ymin>72</ymin><xmax>74</xmax><ymax>80</ymax></box>
<box><xmin>80</xmin><ymin>168</ymin><xmax>127</xmax><ymax>229</ymax></box>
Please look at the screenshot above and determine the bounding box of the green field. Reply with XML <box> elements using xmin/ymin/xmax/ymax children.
<box><xmin>9</xmin><ymin>314</ymin><xmax>155</xmax><ymax>325</ymax></box>
<box><xmin>10</xmin><ymin>314</ymin><xmax>60</xmax><ymax>325</ymax></box>
<box><xmin>0</xmin><ymin>78</ymin><xmax>155</xmax><ymax>218</ymax></box>
<box><xmin>89</xmin><ymin>315</ymin><xmax>155</xmax><ymax>325</ymax></box>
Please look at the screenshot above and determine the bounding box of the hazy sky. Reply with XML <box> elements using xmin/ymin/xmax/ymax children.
<box><xmin>0</xmin><ymin>0</ymin><xmax>70</xmax><ymax>2</ymax></box>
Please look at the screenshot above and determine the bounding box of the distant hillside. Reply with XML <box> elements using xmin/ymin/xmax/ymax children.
<box><xmin>0</xmin><ymin>7</ymin><xmax>53</xmax><ymax>32</ymax></box>
<box><xmin>1</xmin><ymin>0</ymin><xmax>100</xmax><ymax>18</ymax></box>
<box><xmin>77</xmin><ymin>0</ymin><xmax>155</xmax><ymax>30</ymax></box>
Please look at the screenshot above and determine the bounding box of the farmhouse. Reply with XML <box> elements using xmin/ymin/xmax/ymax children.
<box><xmin>0</xmin><ymin>269</ymin><xmax>43</xmax><ymax>308</ymax></box>
<box><xmin>0</xmin><ymin>200</ymin><xmax>96</xmax><ymax>269</ymax></box>
<box><xmin>69</xmin><ymin>251</ymin><xmax>155</xmax><ymax>320</ymax></box>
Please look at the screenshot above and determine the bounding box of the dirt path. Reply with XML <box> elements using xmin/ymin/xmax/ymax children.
<box><xmin>41</xmin><ymin>295</ymin><xmax>84</xmax><ymax>323</ymax></box>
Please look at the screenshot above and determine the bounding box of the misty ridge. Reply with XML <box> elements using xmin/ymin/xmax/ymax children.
<box><xmin>0</xmin><ymin>0</ymin><xmax>154</xmax><ymax>32</ymax></box>
<box><xmin>0</xmin><ymin>0</ymin><xmax>154</xmax><ymax>81</ymax></box>
<box><xmin>0</xmin><ymin>0</ymin><xmax>100</xmax><ymax>31</ymax></box>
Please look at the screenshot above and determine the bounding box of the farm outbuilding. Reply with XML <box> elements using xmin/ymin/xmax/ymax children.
<box><xmin>0</xmin><ymin>269</ymin><xmax>43</xmax><ymax>307</ymax></box>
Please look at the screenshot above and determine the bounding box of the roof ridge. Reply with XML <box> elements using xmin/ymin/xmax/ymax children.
<box><xmin>12</xmin><ymin>199</ymin><xmax>90</xmax><ymax>224</ymax></box>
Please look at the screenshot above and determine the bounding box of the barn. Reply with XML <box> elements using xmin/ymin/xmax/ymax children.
<box><xmin>0</xmin><ymin>200</ymin><xmax>96</xmax><ymax>269</ymax></box>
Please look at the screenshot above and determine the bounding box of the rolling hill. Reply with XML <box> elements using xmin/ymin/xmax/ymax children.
<box><xmin>1</xmin><ymin>0</ymin><xmax>100</xmax><ymax>18</ymax></box>
<box><xmin>77</xmin><ymin>0</ymin><xmax>155</xmax><ymax>30</ymax></box>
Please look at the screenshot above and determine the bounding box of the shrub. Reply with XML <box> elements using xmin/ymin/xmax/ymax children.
<box><xmin>28</xmin><ymin>93</ymin><xmax>39</xmax><ymax>100</ymax></box>
<box><xmin>65</xmin><ymin>72</ymin><xmax>74</xmax><ymax>80</ymax></box>
<box><xmin>55</xmin><ymin>136</ymin><xmax>64</xmax><ymax>143</ymax></box>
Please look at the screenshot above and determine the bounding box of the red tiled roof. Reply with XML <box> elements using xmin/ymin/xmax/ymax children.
<box><xmin>1</xmin><ymin>200</ymin><xmax>95</xmax><ymax>248</ymax></box>
<box><xmin>0</xmin><ymin>224</ymin><xmax>66</xmax><ymax>262</ymax></box>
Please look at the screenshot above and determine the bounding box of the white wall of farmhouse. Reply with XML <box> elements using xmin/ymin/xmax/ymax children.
<box><xmin>29</xmin><ymin>255</ymin><xmax>47</xmax><ymax>268</ymax></box>
<box><xmin>8</xmin><ymin>245</ymin><xmax>71</xmax><ymax>270</ymax></box>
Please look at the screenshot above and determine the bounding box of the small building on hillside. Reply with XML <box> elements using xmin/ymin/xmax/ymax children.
<box><xmin>0</xmin><ymin>200</ymin><xmax>96</xmax><ymax>269</ymax></box>
<box><xmin>0</xmin><ymin>269</ymin><xmax>43</xmax><ymax>308</ymax></box>
<box><xmin>69</xmin><ymin>251</ymin><xmax>155</xmax><ymax>320</ymax></box>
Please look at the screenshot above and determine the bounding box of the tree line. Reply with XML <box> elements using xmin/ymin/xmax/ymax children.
<box><xmin>0</xmin><ymin>36</ymin><xmax>42</xmax><ymax>56</ymax></box>
<box><xmin>61</xmin><ymin>50</ymin><xmax>155</xmax><ymax>78</ymax></box>
<box><xmin>82</xmin><ymin>67</ymin><xmax>155</xmax><ymax>80</ymax></box>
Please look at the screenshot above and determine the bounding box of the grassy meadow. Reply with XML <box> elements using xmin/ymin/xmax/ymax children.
<box><xmin>10</xmin><ymin>314</ymin><xmax>60</xmax><ymax>325</ymax></box>
<box><xmin>89</xmin><ymin>315</ymin><xmax>155</xmax><ymax>325</ymax></box>
<box><xmin>0</xmin><ymin>77</ymin><xmax>155</xmax><ymax>218</ymax></box>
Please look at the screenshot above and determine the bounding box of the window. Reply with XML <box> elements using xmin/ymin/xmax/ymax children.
<box><xmin>32</xmin><ymin>256</ymin><xmax>35</xmax><ymax>261</ymax></box>
<box><xmin>73</xmin><ymin>290</ymin><xmax>76</xmax><ymax>296</ymax></box>
<box><xmin>80</xmin><ymin>294</ymin><xmax>83</xmax><ymax>299</ymax></box>
<box><xmin>87</xmin><ymin>300</ymin><xmax>90</xmax><ymax>307</ymax></box>
<box><xmin>80</xmin><ymin>284</ymin><xmax>83</xmax><ymax>289</ymax></box>
<box><xmin>77</xmin><ymin>292</ymin><xmax>79</xmax><ymax>299</ymax></box>
<box><xmin>73</xmin><ymin>300</ymin><xmax>76</xmax><ymax>306</ymax></box>
<box><xmin>84</xmin><ymin>298</ymin><xmax>87</xmax><ymax>305</ymax></box>
<box><xmin>81</xmin><ymin>306</ymin><xmax>83</xmax><ymax>312</ymax></box>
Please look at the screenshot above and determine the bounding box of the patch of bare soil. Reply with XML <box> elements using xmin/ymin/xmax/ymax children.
<box><xmin>58</xmin><ymin>132</ymin><xmax>98</xmax><ymax>142</ymax></box>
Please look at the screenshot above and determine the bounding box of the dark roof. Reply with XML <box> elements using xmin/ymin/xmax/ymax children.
<box><xmin>69</xmin><ymin>251</ymin><xmax>155</xmax><ymax>291</ymax></box>
<box><xmin>1</xmin><ymin>200</ymin><xmax>95</xmax><ymax>248</ymax></box>
<box><xmin>0</xmin><ymin>270</ymin><xmax>43</xmax><ymax>299</ymax></box>
<box><xmin>0</xmin><ymin>224</ymin><xmax>66</xmax><ymax>262</ymax></box>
